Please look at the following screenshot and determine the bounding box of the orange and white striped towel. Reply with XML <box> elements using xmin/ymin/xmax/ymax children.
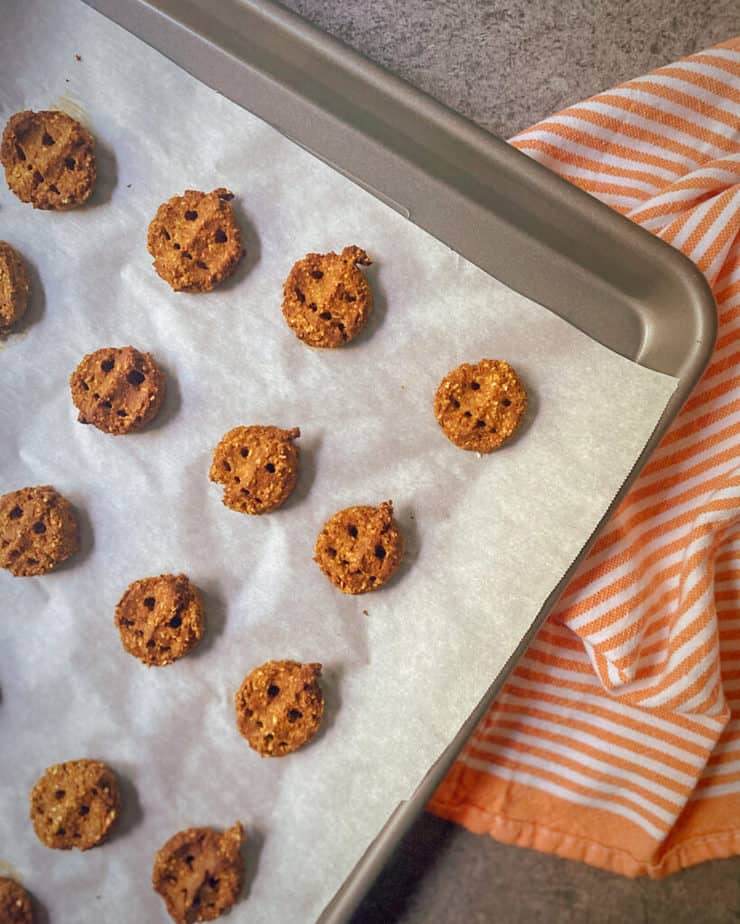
<box><xmin>430</xmin><ymin>38</ymin><xmax>740</xmax><ymax>877</ymax></box>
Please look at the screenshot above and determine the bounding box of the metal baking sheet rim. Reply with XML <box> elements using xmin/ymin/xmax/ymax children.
<box><xmin>75</xmin><ymin>0</ymin><xmax>718</xmax><ymax>920</ymax></box>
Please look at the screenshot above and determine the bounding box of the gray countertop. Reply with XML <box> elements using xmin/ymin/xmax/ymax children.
<box><xmin>277</xmin><ymin>2</ymin><xmax>740</xmax><ymax>922</ymax></box>
<box><xmin>282</xmin><ymin>0</ymin><xmax>738</xmax><ymax>139</ymax></box>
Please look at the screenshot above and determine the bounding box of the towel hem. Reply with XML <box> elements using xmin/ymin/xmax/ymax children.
<box><xmin>428</xmin><ymin>796</ymin><xmax>740</xmax><ymax>878</ymax></box>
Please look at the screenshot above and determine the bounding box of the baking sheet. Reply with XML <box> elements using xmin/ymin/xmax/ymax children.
<box><xmin>0</xmin><ymin>1</ymin><xmax>677</xmax><ymax>921</ymax></box>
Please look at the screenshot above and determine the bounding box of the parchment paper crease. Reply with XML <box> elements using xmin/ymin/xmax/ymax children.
<box><xmin>0</xmin><ymin>1</ymin><xmax>677</xmax><ymax>921</ymax></box>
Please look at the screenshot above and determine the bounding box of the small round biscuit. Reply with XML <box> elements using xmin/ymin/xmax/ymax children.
<box><xmin>282</xmin><ymin>245</ymin><xmax>372</xmax><ymax>347</ymax></box>
<box><xmin>0</xmin><ymin>485</ymin><xmax>79</xmax><ymax>577</ymax></box>
<box><xmin>1</xmin><ymin>109</ymin><xmax>96</xmax><ymax>209</ymax></box>
<box><xmin>235</xmin><ymin>660</ymin><xmax>324</xmax><ymax>757</ymax></box>
<box><xmin>0</xmin><ymin>241</ymin><xmax>30</xmax><ymax>331</ymax></box>
<box><xmin>152</xmin><ymin>822</ymin><xmax>244</xmax><ymax>924</ymax></box>
<box><xmin>434</xmin><ymin>358</ymin><xmax>527</xmax><ymax>452</ymax></box>
<box><xmin>314</xmin><ymin>500</ymin><xmax>403</xmax><ymax>594</ymax></box>
<box><xmin>209</xmin><ymin>425</ymin><xmax>300</xmax><ymax>515</ymax></box>
<box><xmin>70</xmin><ymin>346</ymin><xmax>166</xmax><ymax>434</ymax></box>
<box><xmin>29</xmin><ymin>759</ymin><xmax>119</xmax><ymax>851</ymax></box>
<box><xmin>0</xmin><ymin>878</ymin><xmax>33</xmax><ymax>924</ymax></box>
<box><xmin>147</xmin><ymin>188</ymin><xmax>245</xmax><ymax>292</ymax></box>
<box><xmin>115</xmin><ymin>573</ymin><xmax>205</xmax><ymax>666</ymax></box>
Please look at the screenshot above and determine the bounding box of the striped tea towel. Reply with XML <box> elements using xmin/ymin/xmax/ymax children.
<box><xmin>429</xmin><ymin>37</ymin><xmax>740</xmax><ymax>877</ymax></box>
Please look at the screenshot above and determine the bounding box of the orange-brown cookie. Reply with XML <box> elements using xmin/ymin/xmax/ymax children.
<box><xmin>235</xmin><ymin>660</ymin><xmax>324</xmax><ymax>757</ymax></box>
<box><xmin>434</xmin><ymin>358</ymin><xmax>527</xmax><ymax>452</ymax></box>
<box><xmin>282</xmin><ymin>246</ymin><xmax>372</xmax><ymax>347</ymax></box>
<box><xmin>1</xmin><ymin>110</ymin><xmax>96</xmax><ymax>210</ymax></box>
<box><xmin>0</xmin><ymin>878</ymin><xmax>33</xmax><ymax>924</ymax></box>
<box><xmin>209</xmin><ymin>425</ymin><xmax>300</xmax><ymax>515</ymax></box>
<box><xmin>147</xmin><ymin>189</ymin><xmax>245</xmax><ymax>292</ymax></box>
<box><xmin>29</xmin><ymin>759</ymin><xmax>119</xmax><ymax>850</ymax></box>
<box><xmin>152</xmin><ymin>822</ymin><xmax>244</xmax><ymax>924</ymax></box>
<box><xmin>314</xmin><ymin>500</ymin><xmax>403</xmax><ymax>594</ymax></box>
<box><xmin>0</xmin><ymin>241</ymin><xmax>30</xmax><ymax>331</ymax></box>
<box><xmin>0</xmin><ymin>486</ymin><xmax>79</xmax><ymax>577</ymax></box>
<box><xmin>115</xmin><ymin>573</ymin><xmax>205</xmax><ymax>666</ymax></box>
<box><xmin>70</xmin><ymin>346</ymin><xmax>166</xmax><ymax>434</ymax></box>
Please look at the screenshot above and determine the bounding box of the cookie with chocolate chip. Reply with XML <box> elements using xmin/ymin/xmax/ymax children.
<box><xmin>314</xmin><ymin>500</ymin><xmax>403</xmax><ymax>594</ymax></box>
<box><xmin>115</xmin><ymin>573</ymin><xmax>205</xmax><ymax>666</ymax></box>
<box><xmin>0</xmin><ymin>485</ymin><xmax>79</xmax><ymax>577</ymax></box>
<box><xmin>0</xmin><ymin>241</ymin><xmax>31</xmax><ymax>331</ymax></box>
<box><xmin>0</xmin><ymin>877</ymin><xmax>33</xmax><ymax>924</ymax></box>
<box><xmin>209</xmin><ymin>425</ymin><xmax>300</xmax><ymax>515</ymax></box>
<box><xmin>1</xmin><ymin>110</ymin><xmax>96</xmax><ymax>210</ymax></box>
<box><xmin>70</xmin><ymin>346</ymin><xmax>166</xmax><ymax>434</ymax></box>
<box><xmin>152</xmin><ymin>822</ymin><xmax>244</xmax><ymax>924</ymax></box>
<box><xmin>434</xmin><ymin>358</ymin><xmax>527</xmax><ymax>452</ymax></box>
<box><xmin>235</xmin><ymin>660</ymin><xmax>324</xmax><ymax>757</ymax></box>
<box><xmin>29</xmin><ymin>759</ymin><xmax>119</xmax><ymax>850</ymax></box>
<box><xmin>282</xmin><ymin>246</ymin><xmax>372</xmax><ymax>347</ymax></box>
<box><xmin>147</xmin><ymin>188</ymin><xmax>245</xmax><ymax>292</ymax></box>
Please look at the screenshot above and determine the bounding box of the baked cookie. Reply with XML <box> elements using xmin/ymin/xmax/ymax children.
<box><xmin>152</xmin><ymin>822</ymin><xmax>244</xmax><ymax>924</ymax></box>
<box><xmin>1</xmin><ymin>109</ymin><xmax>96</xmax><ymax>209</ymax></box>
<box><xmin>209</xmin><ymin>425</ymin><xmax>300</xmax><ymax>515</ymax></box>
<box><xmin>29</xmin><ymin>759</ymin><xmax>119</xmax><ymax>850</ymax></box>
<box><xmin>434</xmin><ymin>358</ymin><xmax>527</xmax><ymax>452</ymax></box>
<box><xmin>0</xmin><ymin>241</ymin><xmax>30</xmax><ymax>331</ymax></box>
<box><xmin>115</xmin><ymin>573</ymin><xmax>205</xmax><ymax>666</ymax></box>
<box><xmin>0</xmin><ymin>878</ymin><xmax>33</xmax><ymax>924</ymax></box>
<box><xmin>314</xmin><ymin>500</ymin><xmax>403</xmax><ymax>594</ymax></box>
<box><xmin>235</xmin><ymin>660</ymin><xmax>324</xmax><ymax>757</ymax></box>
<box><xmin>70</xmin><ymin>346</ymin><xmax>166</xmax><ymax>434</ymax></box>
<box><xmin>0</xmin><ymin>486</ymin><xmax>79</xmax><ymax>577</ymax></box>
<box><xmin>282</xmin><ymin>246</ymin><xmax>372</xmax><ymax>347</ymax></box>
<box><xmin>147</xmin><ymin>188</ymin><xmax>245</xmax><ymax>292</ymax></box>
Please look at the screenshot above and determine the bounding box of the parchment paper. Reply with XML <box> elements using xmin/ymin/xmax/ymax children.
<box><xmin>0</xmin><ymin>1</ymin><xmax>677</xmax><ymax>921</ymax></box>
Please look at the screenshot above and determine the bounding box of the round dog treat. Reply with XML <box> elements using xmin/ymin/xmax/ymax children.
<box><xmin>0</xmin><ymin>241</ymin><xmax>30</xmax><ymax>331</ymax></box>
<box><xmin>152</xmin><ymin>822</ymin><xmax>244</xmax><ymax>924</ymax></box>
<box><xmin>434</xmin><ymin>358</ymin><xmax>527</xmax><ymax>452</ymax></box>
<box><xmin>314</xmin><ymin>500</ymin><xmax>403</xmax><ymax>594</ymax></box>
<box><xmin>147</xmin><ymin>188</ymin><xmax>245</xmax><ymax>292</ymax></box>
<box><xmin>70</xmin><ymin>346</ymin><xmax>166</xmax><ymax>434</ymax></box>
<box><xmin>0</xmin><ymin>485</ymin><xmax>79</xmax><ymax>577</ymax></box>
<box><xmin>29</xmin><ymin>759</ymin><xmax>119</xmax><ymax>850</ymax></box>
<box><xmin>0</xmin><ymin>878</ymin><xmax>33</xmax><ymax>924</ymax></box>
<box><xmin>282</xmin><ymin>245</ymin><xmax>372</xmax><ymax>347</ymax></box>
<box><xmin>1</xmin><ymin>109</ymin><xmax>96</xmax><ymax>210</ymax></box>
<box><xmin>235</xmin><ymin>660</ymin><xmax>324</xmax><ymax>757</ymax></box>
<box><xmin>115</xmin><ymin>573</ymin><xmax>205</xmax><ymax>666</ymax></box>
<box><xmin>209</xmin><ymin>425</ymin><xmax>300</xmax><ymax>515</ymax></box>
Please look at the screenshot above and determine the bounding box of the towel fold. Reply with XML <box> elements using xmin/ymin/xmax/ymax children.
<box><xmin>430</xmin><ymin>37</ymin><xmax>740</xmax><ymax>877</ymax></box>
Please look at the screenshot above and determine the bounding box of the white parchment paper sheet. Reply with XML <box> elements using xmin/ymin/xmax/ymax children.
<box><xmin>0</xmin><ymin>1</ymin><xmax>677</xmax><ymax>921</ymax></box>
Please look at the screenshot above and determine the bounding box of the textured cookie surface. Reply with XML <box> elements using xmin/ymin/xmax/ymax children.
<box><xmin>147</xmin><ymin>188</ymin><xmax>244</xmax><ymax>292</ymax></box>
<box><xmin>0</xmin><ymin>485</ymin><xmax>79</xmax><ymax>577</ymax></box>
<box><xmin>282</xmin><ymin>246</ymin><xmax>372</xmax><ymax>347</ymax></box>
<box><xmin>0</xmin><ymin>241</ymin><xmax>30</xmax><ymax>330</ymax></box>
<box><xmin>29</xmin><ymin>759</ymin><xmax>119</xmax><ymax>850</ymax></box>
<box><xmin>0</xmin><ymin>878</ymin><xmax>33</xmax><ymax>924</ymax></box>
<box><xmin>152</xmin><ymin>822</ymin><xmax>244</xmax><ymax>924</ymax></box>
<box><xmin>434</xmin><ymin>358</ymin><xmax>527</xmax><ymax>452</ymax></box>
<box><xmin>115</xmin><ymin>573</ymin><xmax>205</xmax><ymax>666</ymax></box>
<box><xmin>209</xmin><ymin>425</ymin><xmax>300</xmax><ymax>515</ymax></box>
<box><xmin>314</xmin><ymin>500</ymin><xmax>403</xmax><ymax>594</ymax></box>
<box><xmin>70</xmin><ymin>346</ymin><xmax>166</xmax><ymax>434</ymax></box>
<box><xmin>1</xmin><ymin>109</ymin><xmax>96</xmax><ymax>209</ymax></box>
<box><xmin>235</xmin><ymin>660</ymin><xmax>324</xmax><ymax>757</ymax></box>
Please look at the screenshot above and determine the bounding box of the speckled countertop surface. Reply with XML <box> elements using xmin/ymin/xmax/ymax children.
<box><xmin>282</xmin><ymin>0</ymin><xmax>738</xmax><ymax>140</ymax></box>
<box><xmin>275</xmin><ymin>2</ymin><xmax>740</xmax><ymax>922</ymax></box>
